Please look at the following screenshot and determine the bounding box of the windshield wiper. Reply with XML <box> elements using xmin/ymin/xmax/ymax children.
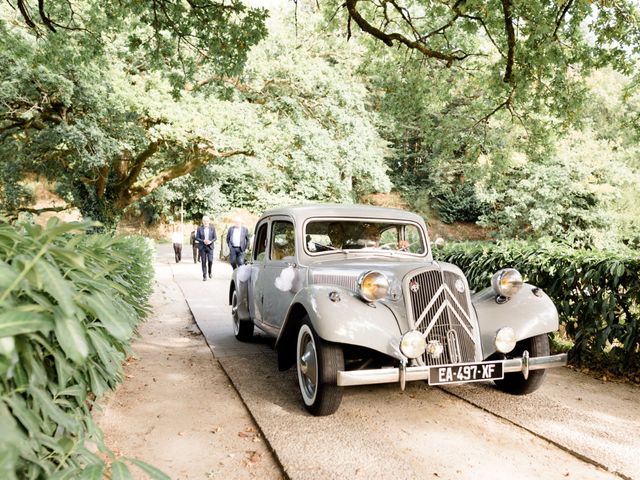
<box><xmin>317</xmin><ymin>244</ymin><xmax>349</xmax><ymax>254</ymax></box>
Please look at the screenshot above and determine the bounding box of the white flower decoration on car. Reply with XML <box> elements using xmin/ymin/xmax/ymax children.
<box><xmin>275</xmin><ymin>266</ymin><xmax>296</xmax><ymax>292</ymax></box>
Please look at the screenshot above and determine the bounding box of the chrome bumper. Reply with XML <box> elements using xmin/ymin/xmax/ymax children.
<box><xmin>336</xmin><ymin>352</ymin><xmax>568</xmax><ymax>387</ymax></box>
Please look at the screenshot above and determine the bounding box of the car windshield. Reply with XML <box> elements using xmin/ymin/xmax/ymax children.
<box><xmin>304</xmin><ymin>219</ymin><xmax>426</xmax><ymax>255</ymax></box>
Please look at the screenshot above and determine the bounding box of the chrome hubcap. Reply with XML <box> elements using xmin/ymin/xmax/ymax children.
<box><xmin>299</xmin><ymin>332</ymin><xmax>317</xmax><ymax>398</ymax></box>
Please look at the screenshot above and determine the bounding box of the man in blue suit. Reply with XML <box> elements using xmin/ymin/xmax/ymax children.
<box><xmin>226</xmin><ymin>216</ymin><xmax>250</xmax><ymax>270</ymax></box>
<box><xmin>196</xmin><ymin>215</ymin><xmax>217</xmax><ymax>281</ymax></box>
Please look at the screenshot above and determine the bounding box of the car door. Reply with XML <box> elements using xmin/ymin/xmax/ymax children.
<box><xmin>249</xmin><ymin>220</ymin><xmax>269</xmax><ymax>324</ymax></box>
<box><xmin>262</xmin><ymin>217</ymin><xmax>297</xmax><ymax>330</ymax></box>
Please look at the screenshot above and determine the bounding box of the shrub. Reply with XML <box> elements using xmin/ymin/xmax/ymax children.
<box><xmin>432</xmin><ymin>182</ymin><xmax>490</xmax><ymax>224</ymax></box>
<box><xmin>435</xmin><ymin>240</ymin><xmax>640</xmax><ymax>372</ymax></box>
<box><xmin>0</xmin><ymin>218</ymin><xmax>166</xmax><ymax>479</ymax></box>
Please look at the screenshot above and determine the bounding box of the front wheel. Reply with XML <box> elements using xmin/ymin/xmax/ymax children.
<box><xmin>494</xmin><ymin>333</ymin><xmax>550</xmax><ymax>395</ymax></box>
<box><xmin>231</xmin><ymin>290</ymin><xmax>253</xmax><ymax>341</ymax></box>
<box><xmin>296</xmin><ymin>317</ymin><xmax>344</xmax><ymax>416</ymax></box>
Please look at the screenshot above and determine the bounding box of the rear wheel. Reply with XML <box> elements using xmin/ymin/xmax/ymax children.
<box><xmin>296</xmin><ymin>317</ymin><xmax>344</xmax><ymax>416</ymax></box>
<box><xmin>494</xmin><ymin>333</ymin><xmax>549</xmax><ymax>395</ymax></box>
<box><xmin>231</xmin><ymin>290</ymin><xmax>253</xmax><ymax>341</ymax></box>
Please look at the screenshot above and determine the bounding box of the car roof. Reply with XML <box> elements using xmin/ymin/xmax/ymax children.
<box><xmin>259</xmin><ymin>203</ymin><xmax>425</xmax><ymax>224</ymax></box>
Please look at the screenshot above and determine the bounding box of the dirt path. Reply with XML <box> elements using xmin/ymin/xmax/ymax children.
<box><xmin>94</xmin><ymin>260</ymin><xmax>283</xmax><ymax>480</ymax></box>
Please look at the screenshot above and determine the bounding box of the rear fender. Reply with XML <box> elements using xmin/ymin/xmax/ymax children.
<box><xmin>230</xmin><ymin>265</ymin><xmax>251</xmax><ymax>321</ymax></box>
<box><xmin>473</xmin><ymin>283</ymin><xmax>559</xmax><ymax>358</ymax></box>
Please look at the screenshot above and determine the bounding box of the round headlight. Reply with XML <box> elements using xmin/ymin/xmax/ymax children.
<box><xmin>491</xmin><ymin>268</ymin><xmax>523</xmax><ymax>298</ymax></box>
<box><xmin>400</xmin><ymin>331</ymin><xmax>427</xmax><ymax>359</ymax></box>
<box><xmin>358</xmin><ymin>271</ymin><xmax>389</xmax><ymax>302</ymax></box>
<box><xmin>495</xmin><ymin>327</ymin><xmax>517</xmax><ymax>353</ymax></box>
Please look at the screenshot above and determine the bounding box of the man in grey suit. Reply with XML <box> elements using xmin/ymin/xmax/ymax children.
<box><xmin>196</xmin><ymin>215</ymin><xmax>217</xmax><ymax>281</ymax></box>
<box><xmin>226</xmin><ymin>216</ymin><xmax>250</xmax><ymax>270</ymax></box>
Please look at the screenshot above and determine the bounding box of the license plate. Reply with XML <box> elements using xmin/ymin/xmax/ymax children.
<box><xmin>428</xmin><ymin>361</ymin><xmax>504</xmax><ymax>385</ymax></box>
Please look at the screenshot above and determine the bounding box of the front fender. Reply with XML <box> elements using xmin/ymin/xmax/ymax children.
<box><xmin>275</xmin><ymin>286</ymin><xmax>403</xmax><ymax>370</ymax></box>
<box><xmin>473</xmin><ymin>283</ymin><xmax>559</xmax><ymax>358</ymax></box>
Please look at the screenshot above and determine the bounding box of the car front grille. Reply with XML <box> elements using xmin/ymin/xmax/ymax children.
<box><xmin>405</xmin><ymin>269</ymin><xmax>478</xmax><ymax>365</ymax></box>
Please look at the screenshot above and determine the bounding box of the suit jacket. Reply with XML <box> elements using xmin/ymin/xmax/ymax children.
<box><xmin>196</xmin><ymin>225</ymin><xmax>217</xmax><ymax>252</ymax></box>
<box><xmin>226</xmin><ymin>225</ymin><xmax>250</xmax><ymax>251</ymax></box>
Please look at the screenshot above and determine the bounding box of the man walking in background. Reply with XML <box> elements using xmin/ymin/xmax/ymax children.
<box><xmin>190</xmin><ymin>225</ymin><xmax>200</xmax><ymax>264</ymax></box>
<box><xmin>196</xmin><ymin>215</ymin><xmax>217</xmax><ymax>281</ymax></box>
<box><xmin>171</xmin><ymin>227</ymin><xmax>183</xmax><ymax>263</ymax></box>
<box><xmin>226</xmin><ymin>216</ymin><xmax>250</xmax><ymax>270</ymax></box>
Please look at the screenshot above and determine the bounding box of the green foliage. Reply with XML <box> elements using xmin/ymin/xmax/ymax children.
<box><xmin>0</xmin><ymin>5</ymin><xmax>391</xmax><ymax>226</ymax></box>
<box><xmin>0</xmin><ymin>218</ymin><xmax>159</xmax><ymax>478</ymax></box>
<box><xmin>140</xmin><ymin>10</ymin><xmax>392</xmax><ymax>220</ymax></box>
<box><xmin>6</xmin><ymin>0</ymin><xmax>268</xmax><ymax>86</ymax></box>
<box><xmin>431</xmin><ymin>183</ymin><xmax>490</xmax><ymax>224</ymax></box>
<box><xmin>435</xmin><ymin>240</ymin><xmax>640</xmax><ymax>372</ymax></box>
<box><xmin>475</xmin><ymin>130</ymin><xmax>624</xmax><ymax>246</ymax></box>
<box><xmin>350</xmin><ymin>5</ymin><xmax>640</xmax><ymax>245</ymax></box>
<box><xmin>0</xmin><ymin>2</ymin><xmax>268</xmax><ymax>227</ymax></box>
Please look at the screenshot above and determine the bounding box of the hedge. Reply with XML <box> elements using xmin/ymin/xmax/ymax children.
<box><xmin>0</xmin><ymin>218</ymin><xmax>167</xmax><ymax>479</ymax></box>
<box><xmin>434</xmin><ymin>240</ymin><xmax>640</xmax><ymax>371</ymax></box>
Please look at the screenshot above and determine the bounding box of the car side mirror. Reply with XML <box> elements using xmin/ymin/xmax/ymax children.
<box><xmin>433</xmin><ymin>237</ymin><xmax>445</xmax><ymax>249</ymax></box>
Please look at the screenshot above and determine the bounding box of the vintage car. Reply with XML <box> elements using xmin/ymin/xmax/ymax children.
<box><xmin>230</xmin><ymin>205</ymin><xmax>567</xmax><ymax>416</ymax></box>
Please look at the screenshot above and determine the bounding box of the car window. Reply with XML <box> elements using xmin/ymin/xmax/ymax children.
<box><xmin>253</xmin><ymin>222</ymin><xmax>268</xmax><ymax>261</ymax></box>
<box><xmin>270</xmin><ymin>221</ymin><xmax>295</xmax><ymax>260</ymax></box>
<box><xmin>379</xmin><ymin>226</ymin><xmax>398</xmax><ymax>246</ymax></box>
<box><xmin>305</xmin><ymin>220</ymin><xmax>426</xmax><ymax>254</ymax></box>
<box><xmin>403</xmin><ymin>225</ymin><xmax>424</xmax><ymax>253</ymax></box>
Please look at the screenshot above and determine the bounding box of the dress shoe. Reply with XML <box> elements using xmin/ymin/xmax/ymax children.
<box><xmin>208</xmin><ymin>273</ymin><xmax>212</xmax><ymax>278</ymax></box>
<box><xmin>202</xmin><ymin>277</ymin><xmax>206</xmax><ymax>281</ymax></box>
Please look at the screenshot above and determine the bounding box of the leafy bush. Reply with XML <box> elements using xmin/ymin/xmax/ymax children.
<box><xmin>0</xmin><ymin>218</ymin><xmax>165</xmax><ymax>479</ymax></box>
<box><xmin>435</xmin><ymin>240</ymin><xmax>640</xmax><ymax>371</ymax></box>
<box><xmin>432</xmin><ymin>183</ymin><xmax>490</xmax><ymax>224</ymax></box>
<box><xmin>475</xmin><ymin>132</ymin><xmax>625</xmax><ymax>246</ymax></box>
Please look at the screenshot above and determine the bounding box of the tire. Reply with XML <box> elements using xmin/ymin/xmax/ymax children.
<box><xmin>296</xmin><ymin>317</ymin><xmax>344</xmax><ymax>416</ymax></box>
<box><xmin>231</xmin><ymin>290</ymin><xmax>253</xmax><ymax>341</ymax></box>
<box><xmin>494</xmin><ymin>333</ymin><xmax>550</xmax><ymax>395</ymax></box>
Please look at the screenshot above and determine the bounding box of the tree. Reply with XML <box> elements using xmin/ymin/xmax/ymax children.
<box><xmin>334</xmin><ymin>0</ymin><xmax>640</xmax><ymax>123</ymax></box>
<box><xmin>336</xmin><ymin>0</ymin><xmax>640</xmax><ymax>240</ymax></box>
<box><xmin>0</xmin><ymin>1</ymin><xmax>268</xmax><ymax>229</ymax></box>
<box><xmin>6</xmin><ymin>0</ymin><xmax>268</xmax><ymax>83</ymax></box>
<box><xmin>140</xmin><ymin>10</ymin><xmax>392</xmax><ymax>222</ymax></box>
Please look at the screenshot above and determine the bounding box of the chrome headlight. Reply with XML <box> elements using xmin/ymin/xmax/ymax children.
<box><xmin>358</xmin><ymin>271</ymin><xmax>389</xmax><ymax>302</ymax></box>
<box><xmin>400</xmin><ymin>331</ymin><xmax>427</xmax><ymax>359</ymax></box>
<box><xmin>495</xmin><ymin>327</ymin><xmax>517</xmax><ymax>353</ymax></box>
<box><xmin>491</xmin><ymin>268</ymin><xmax>523</xmax><ymax>298</ymax></box>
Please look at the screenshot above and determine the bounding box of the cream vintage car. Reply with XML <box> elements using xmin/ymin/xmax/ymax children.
<box><xmin>230</xmin><ymin>205</ymin><xmax>567</xmax><ymax>415</ymax></box>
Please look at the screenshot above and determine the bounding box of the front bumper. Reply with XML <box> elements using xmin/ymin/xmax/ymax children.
<box><xmin>336</xmin><ymin>352</ymin><xmax>568</xmax><ymax>387</ymax></box>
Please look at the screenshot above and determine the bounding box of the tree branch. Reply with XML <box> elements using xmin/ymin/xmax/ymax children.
<box><xmin>501</xmin><ymin>0</ymin><xmax>516</xmax><ymax>83</ymax></box>
<box><xmin>95</xmin><ymin>164</ymin><xmax>110</xmax><ymax>199</ymax></box>
<box><xmin>124</xmin><ymin>147</ymin><xmax>252</xmax><ymax>206</ymax></box>
<box><xmin>345</xmin><ymin>0</ymin><xmax>469</xmax><ymax>65</ymax></box>
<box><xmin>451</xmin><ymin>3</ymin><xmax>505</xmax><ymax>59</ymax></box>
<box><xmin>38</xmin><ymin>0</ymin><xmax>56</xmax><ymax>32</ymax></box>
<box><xmin>470</xmin><ymin>86</ymin><xmax>516</xmax><ymax>129</ymax></box>
<box><xmin>17</xmin><ymin>0</ymin><xmax>37</xmax><ymax>30</ymax></box>
<box><xmin>553</xmin><ymin>0</ymin><xmax>574</xmax><ymax>39</ymax></box>
<box><xmin>118</xmin><ymin>141</ymin><xmax>161</xmax><ymax>193</ymax></box>
<box><xmin>17</xmin><ymin>204</ymin><xmax>71</xmax><ymax>214</ymax></box>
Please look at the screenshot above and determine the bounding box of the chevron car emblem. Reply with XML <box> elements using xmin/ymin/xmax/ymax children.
<box><xmin>409</xmin><ymin>280</ymin><xmax>420</xmax><ymax>293</ymax></box>
<box><xmin>413</xmin><ymin>284</ymin><xmax>474</xmax><ymax>339</ymax></box>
